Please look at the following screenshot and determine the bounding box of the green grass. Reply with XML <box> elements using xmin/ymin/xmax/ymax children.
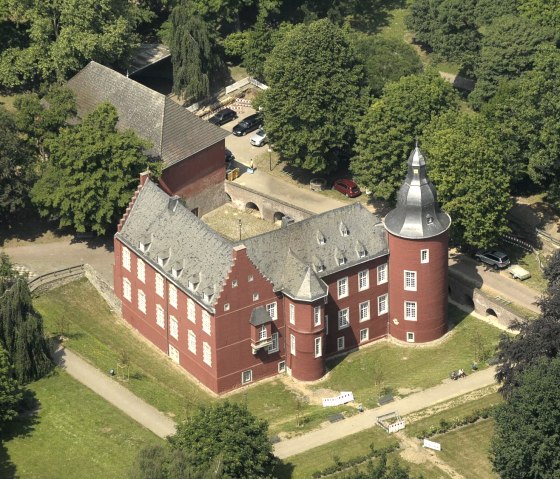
<box><xmin>0</xmin><ymin>93</ymin><xmax>16</xmax><ymax>112</ymax></box>
<box><xmin>502</xmin><ymin>244</ymin><xmax>548</xmax><ymax>293</ymax></box>
<box><xmin>314</xmin><ymin>307</ymin><xmax>503</xmax><ymax>408</ymax></box>
<box><xmin>1</xmin><ymin>370</ymin><xmax>161</xmax><ymax>479</ymax></box>
<box><xmin>436</xmin><ymin>419</ymin><xmax>498</xmax><ymax>479</ymax></box>
<box><xmin>377</xmin><ymin>8</ymin><xmax>409</xmax><ymax>41</ymax></box>
<box><xmin>405</xmin><ymin>392</ymin><xmax>503</xmax><ymax>439</ymax></box>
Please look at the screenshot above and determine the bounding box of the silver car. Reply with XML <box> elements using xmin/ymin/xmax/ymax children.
<box><xmin>475</xmin><ymin>250</ymin><xmax>510</xmax><ymax>269</ymax></box>
<box><xmin>250</xmin><ymin>129</ymin><xmax>267</xmax><ymax>147</ymax></box>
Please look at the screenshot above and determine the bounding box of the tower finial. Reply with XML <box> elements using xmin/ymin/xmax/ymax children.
<box><xmin>415</xmin><ymin>136</ymin><xmax>419</xmax><ymax>148</ymax></box>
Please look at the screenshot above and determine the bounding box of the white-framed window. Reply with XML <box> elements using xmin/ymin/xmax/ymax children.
<box><xmin>405</xmin><ymin>301</ymin><xmax>417</xmax><ymax>321</ymax></box>
<box><xmin>338</xmin><ymin>256</ymin><xmax>346</xmax><ymax>266</ymax></box>
<box><xmin>337</xmin><ymin>336</ymin><xmax>345</xmax><ymax>351</ymax></box>
<box><xmin>377</xmin><ymin>263</ymin><xmax>388</xmax><ymax>284</ymax></box>
<box><xmin>268</xmin><ymin>332</ymin><xmax>279</xmax><ymax>353</ymax></box>
<box><xmin>378</xmin><ymin>294</ymin><xmax>388</xmax><ymax>315</ymax></box>
<box><xmin>170</xmin><ymin>315</ymin><xmax>178</xmax><ymax>339</ymax></box>
<box><xmin>188</xmin><ymin>330</ymin><xmax>196</xmax><ymax>354</ymax></box>
<box><xmin>169</xmin><ymin>284</ymin><xmax>178</xmax><ymax>308</ymax></box>
<box><xmin>290</xmin><ymin>334</ymin><xmax>296</xmax><ymax>356</ymax></box>
<box><xmin>138</xmin><ymin>289</ymin><xmax>146</xmax><ymax>313</ymax></box>
<box><xmin>404</xmin><ymin>271</ymin><xmax>417</xmax><ymax>291</ymax></box>
<box><xmin>421</xmin><ymin>249</ymin><xmax>429</xmax><ymax>264</ymax></box>
<box><xmin>123</xmin><ymin>278</ymin><xmax>131</xmax><ymax>301</ymax></box>
<box><xmin>360</xmin><ymin>328</ymin><xmax>369</xmax><ymax>342</ymax></box>
<box><xmin>337</xmin><ymin>277</ymin><xmax>348</xmax><ymax>299</ymax></box>
<box><xmin>314</xmin><ymin>306</ymin><xmax>321</xmax><ymax>326</ymax></box>
<box><xmin>122</xmin><ymin>247</ymin><xmax>131</xmax><ymax>271</ymax></box>
<box><xmin>266</xmin><ymin>302</ymin><xmax>277</xmax><ymax>320</ymax></box>
<box><xmin>187</xmin><ymin>298</ymin><xmax>196</xmax><ymax>323</ymax></box>
<box><xmin>232</xmin><ymin>279</ymin><xmax>238</xmax><ymax>288</ymax></box>
<box><xmin>168</xmin><ymin>344</ymin><xmax>179</xmax><ymax>364</ymax></box>
<box><xmin>203</xmin><ymin>342</ymin><xmax>212</xmax><ymax>366</ymax></box>
<box><xmin>407</xmin><ymin>332</ymin><xmax>415</xmax><ymax>343</ymax></box>
<box><xmin>224</xmin><ymin>303</ymin><xmax>230</xmax><ymax>311</ymax></box>
<box><xmin>156</xmin><ymin>304</ymin><xmax>165</xmax><ymax>328</ymax></box>
<box><xmin>325</xmin><ymin>315</ymin><xmax>329</xmax><ymax>335</ymax></box>
<box><xmin>248</xmin><ymin>275</ymin><xmax>254</xmax><ymax>282</ymax></box>
<box><xmin>278</xmin><ymin>361</ymin><xmax>286</xmax><ymax>373</ymax></box>
<box><xmin>253</xmin><ymin>292</ymin><xmax>259</xmax><ymax>301</ymax></box>
<box><xmin>289</xmin><ymin>303</ymin><xmax>295</xmax><ymax>325</ymax></box>
<box><xmin>242</xmin><ymin>370</ymin><xmax>253</xmax><ymax>384</ymax></box>
<box><xmin>359</xmin><ymin>301</ymin><xmax>370</xmax><ymax>322</ymax></box>
<box><xmin>137</xmin><ymin>258</ymin><xmax>145</xmax><ymax>283</ymax></box>
<box><xmin>338</xmin><ymin>308</ymin><xmax>349</xmax><ymax>330</ymax></box>
<box><xmin>259</xmin><ymin>325</ymin><xmax>267</xmax><ymax>341</ymax></box>
<box><xmin>314</xmin><ymin>337</ymin><xmax>322</xmax><ymax>358</ymax></box>
<box><xmin>155</xmin><ymin>273</ymin><xmax>164</xmax><ymax>298</ymax></box>
<box><xmin>202</xmin><ymin>311</ymin><xmax>211</xmax><ymax>335</ymax></box>
<box><xmin>358</xmin><ymin>270</ymin><xmax>369</xmax><ymax>291</ymax></box>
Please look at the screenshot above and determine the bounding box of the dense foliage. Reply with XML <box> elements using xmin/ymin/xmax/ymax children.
<box><xmin>340</xmin><ymin>453</ymin><xmax>420</xmax><ymax>479</ymax></box>
<box><xmin>31</xmin><ymin>103</ymin><xmax>152</xmax><ymax>235</ymax></box>
<box><xmin>543</xmin><ymin>249</ymin><xmax>560</xmax><ymax>287</ymax></box>
<box><xmin>262</xmin><ymin>18</ymin><xmax>366</xmax><ymax>173</ymax></box>
<box><xmin>351</xmin><ymin>72</ymin><xmax>458</xmax><ymax>200</ymax></box>
<box><xmin>0</xmin><ymin>345</ymin><xmax>21</xmax><ymax>431</ymax></box>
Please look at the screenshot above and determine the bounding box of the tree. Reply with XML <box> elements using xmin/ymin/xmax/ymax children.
<box><xmin>351</xmin><ymin>72</ymin><xmax>459</xmax><ymax>200</ymax></box>
<box><xmin>169</xmin><ymin>1</ymin><xmax>226</xmax><ymax>102</ymax></box>
<box><xmin>262</xmin><ymin>18</ymin><xmax>366</xmax><ymax>173</ymax></box>
<box><xmin>169</xmin><ymin>401</ymin><xmax>274</xmax><ymax>479</ymax></box>
<box><xmin>421</xmin><ymin>111</ymin><xmax>512</xmax><ymax>249</ymax></box>
<box><xmin>491</xmin><ymin>357</ymin><xmax>560</xmax><ymax>479</ymax></box>
<box><xmin>0</xmin><ymin>0</ymin><xmax>144</xmax><ymax>89</ymax></box>
<box><xmin>0</xmin><ymin>106</ymin><xmax>35</xmax><ymax>226</ymax></box>
<box><xmin>31</xmin><ymin>102</ymin><xmax>152</xmax><ymax>235</ymax></box>
<box><xmin>342</xmin><ymin>453</ymin><xmax>419</xmax><ymax>478</ymax></box>
<box><xmin>0</xmin><ymin>345</ymin><xmax>21</xmax><ymax>431</ymax></box>
<box><xmin>351</xmin><ymin>35</ymin><xmax>423</xmax><ymax>98</ymax></box>
<box><xmin>544</xmin><ymin>249</ymin><xmax>560</xmax><ymax>287</ymax></box>
<box><xmin>469</xmin><ymin>15</ymin><xmax>555</xmax><ymax>109</ymax></box>
<box><xmin>475</xmin><ymin>0</ymin><xmax>519</xmax><ymax>26</ymax></box>
<box><xmin>518</xmin><ymin>0</ymin><xmax>560</xmax><ymax>35</ymax></box>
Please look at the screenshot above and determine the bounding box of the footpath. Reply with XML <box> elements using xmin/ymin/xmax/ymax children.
<box><xmin>273</xmin><ymin>366</ymin><xmax>497</xmax><ymax>459</ymax></box>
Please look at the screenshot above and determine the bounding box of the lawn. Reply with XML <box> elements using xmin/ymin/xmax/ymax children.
<box><xmin>501</xmin><ymin>244</ymin><xmax>548</xmax><ymax>293</ymax></box>
<box><xmin>435</xmin><ymin>419</ymin><xmax>498</xmax><ymax>479</ymax></box>
<box><xmin>314</xmin><ymin>307</ymin><xmax>503</xmax><ymax>408</ymax></box>
<box><xmin>1</xmin><ymin>370</ymin><xmax>161</xmax><ymax>479</ymax></box>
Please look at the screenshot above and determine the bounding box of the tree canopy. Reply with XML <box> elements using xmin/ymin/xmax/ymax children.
<box><xmin>422</xmin><ymin>111</ymin><xmax>512</xmax><ymax>249</ymax></box>
<box><xmin>0</xmin><ymin>345</ymin><xmax>21</xmax><ymax>431</ymax></box>
<box><xmin>31</xmin><ymin>102</ymin><xmax>152</xmax><ymax>235</ymax></box>
<box><xmin>262</xmin><ymin>18</ymin><xmax>366</xmax><ymax>173</ymax></box>
<box><xmin>351</xmin><ymin>72</ymin><xmax>459</xmax><ymax>200</ymax></box>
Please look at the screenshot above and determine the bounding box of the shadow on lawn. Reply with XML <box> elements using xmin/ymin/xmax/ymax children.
<box><xmin>271</xmin><ymin>459</ymin><xmax>295</xmax><ymax>479</ymax></box>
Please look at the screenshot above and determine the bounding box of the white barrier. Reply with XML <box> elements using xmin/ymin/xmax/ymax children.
<box><xmin>423</xmin><ymin>439</ymin><xmax>441</xmax><ymax>451</ymax></box>
<box><xmin>322</xmin><ymin>391</ymin><xmax>354</xmax><ymax>407</ymax></box>
<box><xmin>388</xmin><ymin>420</ymin><xmax>406</xmax><ymax>433</ymax></box>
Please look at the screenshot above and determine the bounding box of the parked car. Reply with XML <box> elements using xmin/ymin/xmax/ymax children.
<box><xmin>332</xmin><ymin>179</ymin><xmax>361</xmax><ymax>198</ymax></box>
<box><xmin>208</xmin><ymin>108</ymin><xmax>237</xmax><ymax>126</ymax></box>
<box><xmin>250</xmin><ymin>129</ymin><xmax>267</xmax><ymax>147</ymax></box>
<box><xmin>232</xmin><ymin>113</ymin><xmax>262</xmax><ymax>136</ymax></box>
<box><xmin>475</xmin><ymin>250</ymin><xmax>510</xmax><ymax>269</ymax></box>
<box><xmin>225</xmin><ymin>148</ymin><xmax>235</xmax><ymax>163</ymax></box>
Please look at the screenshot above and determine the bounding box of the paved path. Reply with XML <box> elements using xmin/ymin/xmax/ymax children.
<box><xmin>53</xmin><ymin>345</ymin><xmax>176</xmax><ymax>439</ymax></box>
<box><xmin>273</xmin><ymin>367</ymin><xmax>497</xmax><ymax>459</ymax></box>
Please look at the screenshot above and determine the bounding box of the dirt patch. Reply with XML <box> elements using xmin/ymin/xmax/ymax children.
<box><xmin>397</xmin><ymin>387</ymin><xmax>422</xmax><ymax>396</ymax></box>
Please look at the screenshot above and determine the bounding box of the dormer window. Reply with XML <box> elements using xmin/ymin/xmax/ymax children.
<box><xmin>426</xmin><ymin>214</ymin><xmax>434</xmax><ymax>225</ymax></box>
<box><xmin>339</xmin><ymin>222</ymin><xmax>349</xmax><ymax>237</ymax></box>
<box><xmin>335</xmin><ymin>248</ymin><xmax>346</xmax><ymax>266</ymax></box>
<box><xmin>356</xmin><ymin>241</ymin><xmax>367</xmax><ymax>258</ymax></box>
<box><xmin>172</xmin><ymin>267</ymin><xmax>183</xmax><ymax>278</ymax></box>
<box><xmin>317</xmin><ymin>264</ymin><xmax>325</xmax><ymax>273</ymax></box>
<box><xmin>338</xmin><ymin>257</ymin><xmax>346</xmax><ymax>266</ymax></box>
<box><xmin>317</xmin><ymin>231</ymin><xmax>326</xmax><ymax>246</ymax></box>
<box><xmin>157</xmin><ymin>255</ymin><xmax>168</xmax><ymax>267</ymax></box>
<box><xmin>139</xmin><ymin>241</ymin><xmax>151</xmax><ymax>253</ymax></box>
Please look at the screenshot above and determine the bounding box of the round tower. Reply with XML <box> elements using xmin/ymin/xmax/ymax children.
<box><xmin>384</xmin><ymin>145</ymin><xmax>451</xmax><ymax>343</ymax></box>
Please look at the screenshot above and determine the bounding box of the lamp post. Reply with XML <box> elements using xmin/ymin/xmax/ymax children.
<box><xmin>238</xmin><ymin>219</ymin><xmax>242</xmax><ymax>241</ymax></box>
<box><xmin>268</xmin><ymin>147</ymin><xmax>272</xmax><ymax>171</ymax></box>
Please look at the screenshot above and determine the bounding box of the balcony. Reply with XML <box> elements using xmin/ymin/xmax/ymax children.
<box><xmin>251</xmin><ymin>337</ymin><xmax>272</xmax><ymax>355</ymax></box>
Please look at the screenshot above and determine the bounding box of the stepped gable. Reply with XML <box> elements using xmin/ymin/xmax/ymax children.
<box><xmin>116</xmin><ymin>179</ymin><xmax>233</xmax><ymax>309</ymax></box>
<box><xmin>244</xmin><ymin>203</ymin><xmax>387</xmax><ymax>301</ymax></box>
<box><xmin>67</xmin><ymin>61</ymin><xmax>229</xmax><ymax>168</ymax></box>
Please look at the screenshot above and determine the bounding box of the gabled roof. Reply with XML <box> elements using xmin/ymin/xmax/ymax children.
<box><xmin>67</xmin><ymin>61</ymin><xmax>229</xmax><ymax>168</ymax></box>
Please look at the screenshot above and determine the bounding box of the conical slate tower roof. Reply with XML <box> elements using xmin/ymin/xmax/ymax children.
<box><xmin>384</xmin><ymin>146</ymin><xmax>451</xmax><ymax>239</ymax></box>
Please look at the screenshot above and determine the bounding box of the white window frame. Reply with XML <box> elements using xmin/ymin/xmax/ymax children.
<box><xmin>378</xmin><ymin>294</ymin><xmax>388</xmax><ymax>315</ymax></box>
<box><xmin>232</xmin><ymin>279</ymin><xmax>238</xmax><ymax>288</ymax></box>
<box><xmin>137</xmin><ymin>258</ymin><xmax>145</xmax><ymax>283</ymax></box>
<box><xmin>259</xmin><ymin>325</ymin><xmax>267</xmax><ymax>341</ymax></box>
<box><xmin>248</xmin><ymin>275</ymin><xmax>254</xmax><ymax>282</ymax></box>
<box><xmin>187</xmin><ymin>298</ymin><xmax>196</xmax><ymax>323</ymax></box>
<box><xmin>202</xmin><ymin>311</ymin><xmax>211</xmax><ymax>335</ymax></box>
<box><xmin>122</xmin><ymin>247</ymin><xmax>131</xmax><ymax>271</ymax></box>
<box><xmin>156</xmin><ymin>304</ymin><xmax>165</xmax><ymax>328</ymax></box>
<box><xmin>289</xmin><ymin>304</ymin><xmax>295</xmax><ymax>325</ymax></box>
<box><xmin>188</xmin><ymin>330</ymin><xmax>196</xmax><ymax>354</ymax></box>
<box><xmin>168</xmin><ymin>344</ymin><xmax>179</xmax><ymax>364</ymax></box>
<box><xmin>358</xmin><ymin>270</ymin><xmax>369</xmax><ymax>291</ymax></box>
<box><xmin>278</xmin><ymin>361</ymin><xmax>286</xmax><ymax>373</ymax></box>
<box><xmin>377</xmin><ymin>263</ymin><xmax>388</xmax><ymax>285</ymax></box>
<box><xmin>407</xmin><ymin>332</ymin><xmax>415</xmax><ymax>343</ymax></box>
<box><xmin>359</xmin><ymin>300</ymin><xmax>370</xmax><ymax>322</ymax></box>
<box><xmin>314</xmin><ymin>337</ymin><xmax>322</xmax><ymax>358</ymax></box>
<box><xmin>290</xmin><ymin>334</ymin><xmax>296</xmax><ymax>356</ymax></box>
<box><xmin>338</xmin><ymin>308</ymin><xmax>350</xmax><ymax>330</ymax></box>
<box><xmin>337</xmin><ymin>277</ymin><xmax>348</xmax><ymax>299</ymax></box>
<box><xmin>337</xmin><ymin>336</ymin><xmax>345</xmax><ymax>351</ymax></box>
<box><xmin>242</xmin><ymin>370</ymin><xmax>253</xmax><ymax>384</ymax></box>
<box><xmin>404</xmin><ymin>271</ymin><xmax>417</xmax><ymax>292</ymax></box>
<box><xmin>405</xmin><ymin>301</ymin><xmax>417</xmax><ymax>321</ymax></box>
<box><xmin>313</xmin><ymin>306</ymin><xmax>321</xmax><ymax>327</ymax></box>
<box><xmin>203</xmin><ymin>342</ymin><xmax>212</xmax><ymax>366</ymax></box>
<box><xmin>360</xmin><ymin>328</ymin><xmax>369</xmax><ymax>342</ymax></box>
<box><xmin>266</xmin><ymin>302</ymin><xmax>277</xmax><ymax>320</ymax></box>
<box><xmin>155</xmin><ymin>273</ymin><xmax>164</xmax><ymax>298</ymax></box>
<box><xmin>138</xmin><ymin>289</ymin><xmax>146</xmax><ymax>314</ymax></box>
<box><xmin>224</xmin><ymin>303</ymin><xmax>230</xmax><ymax>311</ymax></box>
<box><xmin>169</xmin><ymin>284</ymin><xmax>178</xmax><ymax>308</ymax></box>
<box><xmin>253</xmin><ymin>292</ymin><xmax>259</xmax><ymax>301</ymax></box>
<box><xmin>268</xmin><ymin>332</ymin><xmax>279</xmax><ymax>353</ymax></box>
<box><xmin>170</xmin><ymin>315</ymin><xmax>179</xmax><ymax>339</ymax></box>
<box><xmin>421</xmin><ymin>249</ymin><xmax>429</xmax><ymax>264</ymax></box>
<box><xmin>123</xmin><ymin>278</ymin><xmax>131</xmax><ymax>301</ymax></box>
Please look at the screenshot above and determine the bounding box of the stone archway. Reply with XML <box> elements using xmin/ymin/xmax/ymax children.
<box><xmin>245</xmin><ymin>202</ymin><xmax>261</xmax><ymax>218</ymax></box>
<box><xmin>486</xmin><ymin>308</ymin><xmax>498</xmax><ymax>318</ymax></box>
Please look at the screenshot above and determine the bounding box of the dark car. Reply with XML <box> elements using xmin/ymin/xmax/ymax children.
<box><xmin>232</xmin><ymin>113</ymin><xmax>262</xmax><ymax>136</ymax></box>
<box><xmin>333</xmin><ymin>179</ymin><xmax>361</xmax><ymax>198</ymax></box>
<box><xmin>475</xmin><ymin>250</ymin><xmax>510</xmax><ymax>269</ymax></box>
<box><xmin>225</xmin><ymin>148</ymin><xmax>235</xmax><ymax>163</ymax></box>
<box><xmin>208</xmin><ymin>108</ymin><xmax>237</xmax><ymax>126</ymax></box>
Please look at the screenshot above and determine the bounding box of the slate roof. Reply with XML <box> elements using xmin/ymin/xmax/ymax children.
<box><xmin>67</xmin><ymin>61</ymin><xmax>229</xmax><ymax>168</ymax></box>
<box><xmin>385</xmin><ymin>146</ymin><xmax>451</xmax><ymax>239</ymax></box>
<box><xmin>250</xmin><ymin>306</ymin><xmax>273</xmax><ymax>326</ymax></box>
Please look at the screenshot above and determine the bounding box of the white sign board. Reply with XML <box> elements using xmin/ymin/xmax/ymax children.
<box><xmin>423</xmin><ymin>439</ymin><xmax>441</xmax><ymax>451</ymax></box>
<box><xmin>322</xmin><ymin>391</ymin><xmax>354</xmax><ymax>407</ymax></box>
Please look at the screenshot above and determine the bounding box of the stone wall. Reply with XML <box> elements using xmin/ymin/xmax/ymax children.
<box><xmin>83</xmin><ymin>264</ymin><xmax>121</xmax><ymax>313</ymax></box>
